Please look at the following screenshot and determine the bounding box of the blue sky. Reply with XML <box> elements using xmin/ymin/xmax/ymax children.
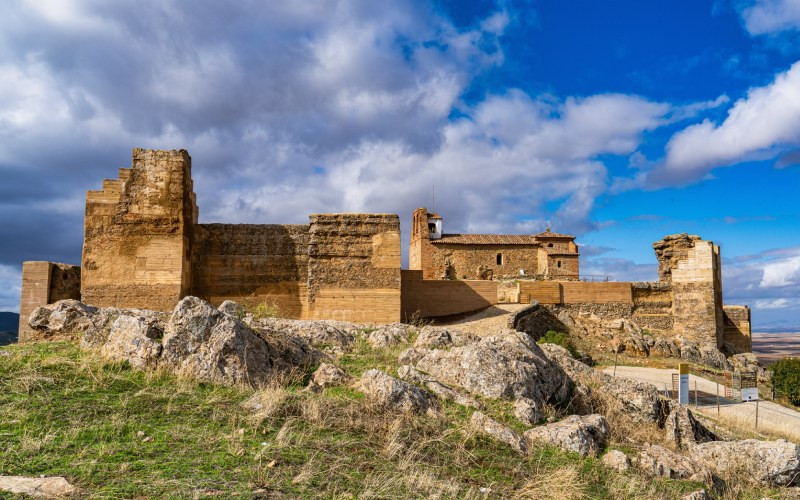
<box><xmin>1</xmin><ymin>0</ymin><xmax>799</xmax><ymax>329</ymax></box>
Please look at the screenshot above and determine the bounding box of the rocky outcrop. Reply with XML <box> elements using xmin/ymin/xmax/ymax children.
<box><xmin>366</xmin><ymin>323</ymin><xmax>413</xmax><ymax>348</ymax></box>
<box><xmin>397</xmin><ymin>365</ymin><xmax>483</xmax><ymax>409</ymax></box>
<box><xmin>0</xmin><ymin>475</ymin><xmax>77</xmax><ymax>498</ymax></box>
<box><xmin>81</xmin><ymin>308</ymin><xmax>166</xmax><ymax>350</ymax></box>
<box><xmin>540</xmin><ymin>343</ymin><xmax>669</xmax><ymax>424</ymax></box>
<box><xmin>251</xmin><ymin>318</ymin><xmax>358</xmax><ymax>356</ymax></box>
<box><xmin>358</xmin><ymin>369</ymin><xmax>438</xmax><ymax>415</ymax></box>
<box><xmin>397</xmin><ymin>347</ymin><xmax>427</xmax><ymax>366</ymax></box>
<box><xmin>513</xmin><ymin>397</ymin><xmax>542</xmax><ymax>426</ymax></box>
<box><xmin>160</xmin><ymin>297</ymin><xmax>320</xmax><ymax>387</ymax></box>
<box><xmin>601</xmin><ymin>450</ymin><xmax>631</xmax><ymax>472</ymax></box>
<box><xmin>664</xmin><ymin>406</ymin><xmax>718</xmax><ymax>450</ymax></box>
<box><xmin>307</xmin><ymin>363</ymin><xmax>350</xmax><ymax>391</ymax></box>
<box><xmin>414</xmin><ymin>331</ymin><xmax>571</xmax><ymax>404</ymax></box>
<box><xmin>100</xmin><ymin>315</ymin><xmax>163</xmax><ymax>369</ymax></box>
<box><xmin>508</xmin><ymin>303</ymin><xmax>569</xmax><ymax>341</ymax></box>
<box><xmin>523</xmin><ymin>414</ymin><xmax>609</xmax><ymax>457</ymax></box>
<box><xmin>470</xmin><ymin>411</ymin><xmax>527</xmax><ymax>454</ymax></box>
<box><xmin>690</xmin><ymin>439</ymin><xmax>800</xmax><ymax>487</ymax></box>
<box><xmin>636</xmin><ymin>444</ymin><xmax>702</xmax><ymax>480</ymax></box>
<box><xmin>217</xmin><ymin>300</ymin><xmax>245</xmax><ymax>319</ymax></box>
<box><xmin>414</xmin><ymin>326</ymin><xmax>479</xmax><ymax>349</ymax></box>
<box><xmin>29</xmin><ymin>300</ymin><xmax>97</xmax><ymax>338</ymax></box>
<box><xmin>729</xmin><ymin>353</ymin><xmax>770</xmax><ymax>383</ymax></box>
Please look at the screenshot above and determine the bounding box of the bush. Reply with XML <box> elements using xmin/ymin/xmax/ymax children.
<box><xmin>537</xmin><ymin>330</ymin><xmax>578</xmax><ymax>358</ymax></box>
<box><xmin>771</xmin><ymin>357</ymin><xmax>800</xmax><ymax>406</ymax></box>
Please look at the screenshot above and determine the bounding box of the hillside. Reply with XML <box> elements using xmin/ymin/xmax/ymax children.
<box><xmin>1</xmin><ymin>298</ymin><xmax>795</xmax><ymax>498</ymax></box>
<box><xmin>0</xmin><ymin>311</ymin><xmax>18</xmax><ymax>345</ymax></box>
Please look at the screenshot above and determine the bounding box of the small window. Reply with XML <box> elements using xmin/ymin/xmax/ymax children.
<box><xmin>428</xmin><ymin>223</ymin><xmax>436</xmax><ymax>232</ymax></box>
<box><xmin>557</xmin><ymin>261</ymin><xmax>562</xmax><ymax>268</ymax></box>
<box><xmin>496</xmin><ymin>253</ymin><xmax>503</xmax><ymax>265</ymax></box>
<box><xmin>548</xmin><ymin>243</ymin><xmax>553</xmax><ymax>248</ymax></box>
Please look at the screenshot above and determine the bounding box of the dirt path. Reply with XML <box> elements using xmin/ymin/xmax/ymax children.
<box><xmin>602</xmin><ymin>366</ymin><xmax>800</xmax><ymax>442</ymax></box>
<box><xmin>439</xmin><ymin>304</ymin><xmax>527</xmax><ymax>337</ymax></box>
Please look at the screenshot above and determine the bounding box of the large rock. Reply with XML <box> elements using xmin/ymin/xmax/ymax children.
<box><xmin>365</xmin><ymin>323</ymin><xmax>413</xmax><ymax>348</ymax></box>
<box><xmin>358</xmin><ymin>369</ymin><xmax>438</xmax><ymax>415</ymax></box>
<box><xmin>414</xmin><ymin>326</ymin><xmax>479</xmax><ymax>349</ymax></box>
<box><xmin>470</xmin><ymin>411</ymin><xmax>527</xmax><ymax>454</ymax></box>
<box><xmin>161</xmin><ymin>297</ymin><xmax>320</xmax><ymax>387</ymax></box>
<box><xmin>664</xmin><ymin>406</ymin><xmax>717</xmax><ymax>449</ymax></box>
<box><xmin>523</xmin><ymin>414</ymin><xmax>609</xmax><ymax>457</ymax></box>
<box><xmin>414</xmin><ymin>331</ymin><xmax>570</xmax><ymax>404</ymax></box>
<box><xmin>307</xmin><ymin>362</ymin><xmax>350</xmax><ymax>391</ymax></box>
<box><xmin>690</xmin><ymin>439</ymin><xmax>800</xmax><ymax>487</ymax></box>
<box><xmin>81</xmin><ymin>308</ymin><xmax>166</xmax><ymax>349</ymax></box>
<box><xmin>601</xmin><ymin>450</ymin><xmax>631</xmax><ymax>472</ymax></box>
<box><xmin>508</xmin><ymin>303</ymin><xmax>569</xmax><ymax>341</ymax></box>
<box><xmin>0</xmin><ymin>475</ymin><xmax>77</xmax><ymax>498</ymax></box>
<box><xmin>636</xmin><ymin>444</ymin><xmax>702</xmax><ymax>480</ymax></box>
<box><xmin>397</xmin><ymin>365</ymin><xmax>483</xmax><ymax>409</ymax></box>
<box><xmin>217</xmin><ymin>300</ymin><xmax>245</xmax><ymax>319</ymax></box>
<box><xmin>29</xmin><ymin>300</ymin><xmax>97</xmax><ymax>338</ymax></box>
<box><xmin>100</xmin><ymin>315</ymin><xmax>163</xmax><ymax>368</ymax></box>
<box><xmin>513</xmin><ymin>397</ymin><xmax>542</xmax><ymax>426</ymax></box>
<box><xmin>540</xmin><ymin>343</ymin><xmax>669</xmax><ymax>424</ymax></box>
<box><xmin>254</xmin><ymin>318</ymin><xmax>357</xmax><ymax>356</ymax></box>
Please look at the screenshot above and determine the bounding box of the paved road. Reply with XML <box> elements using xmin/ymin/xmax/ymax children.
<box><xmin>602</xmin><ymin>366</ymin><xmax>800</xmax><ymax>442</ymax></box>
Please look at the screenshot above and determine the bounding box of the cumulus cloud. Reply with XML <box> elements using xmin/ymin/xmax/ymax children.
<box><xmin>649</xmin><ymin>61</ymin><xmax>800</xmax><ymax>185</ymax></box>
<box><xmin>741</xmin><ymin>0</ymin><xmax>800</xmax><ymax>35</ymax></box>
<box><xmin>760</xmin><ymin>254</ymin><xmax>800</xmax><ymax>287</ymax></box>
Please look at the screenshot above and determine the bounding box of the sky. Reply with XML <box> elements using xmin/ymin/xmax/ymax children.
<box><xmin>1</xmin><ymin>0</ymin><xmax>799</xmax><ymax>330</ymax></box>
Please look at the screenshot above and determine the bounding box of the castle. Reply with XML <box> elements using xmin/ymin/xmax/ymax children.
<box><xmin>18</xmin><ymin>149</ymin><xmax>751</xmax><ymax>353</ymax></box>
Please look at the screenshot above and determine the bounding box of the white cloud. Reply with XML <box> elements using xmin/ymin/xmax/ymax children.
<box><xmin>754</xmin><ymin>298</ymin><xmax>795</xmax><ymax>309</ymax></box>
<box><xmin>650</xmin><ymin>61</ymin><xmax>800</xmax><ymax>185</ymax></box>
<box><xmin>742</xmin><ymin>0</ymin><xmax>800</xmax><ymax>35</ymax></box>
<box><xmin>760</xmin><ymin>255</ymin><xmax>800</xmax><ymax>287</ymax></box>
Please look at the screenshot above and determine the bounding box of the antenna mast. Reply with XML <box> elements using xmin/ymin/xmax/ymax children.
<box><xmin>432</xmin><ymin>184</ymin><xmax>435</xmax><ymax>212</ymax></box>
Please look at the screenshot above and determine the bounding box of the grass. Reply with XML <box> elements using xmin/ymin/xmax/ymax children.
<box><xmin>0</xmin><ymin>341</ymin><xmax>785</xmax><ymax>498</ymax></box>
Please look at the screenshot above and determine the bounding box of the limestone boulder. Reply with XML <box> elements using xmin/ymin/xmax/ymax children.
<box><xmin>0</xmin><ymin>475</ymin><xmax>77</xmax><ymax>498</ymax></box>
<box><xmin>523</xmin><ymin>414</ymin><xmax>609</xmax><ymax>457</ymax></box>
<box><xmin>414</xmin><ymin>330</ymin><xmax>571</xmax><ymax>403</ymax></box>
<box><xmin>470</xmin><ymin>411</ymin><xmax>527</xmax><ymax>455</ymax></box>
<box><xmin>81</xmin><ymin>308</ymin><xmax>166</xmax><ymax>349</ymax></box>
<box><xmin>601</xmin><ymin>450</ymin><xmax>631</xmax><ymax>472</ymax></box>
<box><xmin>414</xmin><ymin>326</ymin><xmax>479</xmax><ymax>349</ymax></box>
<box><xmin>698</xmin><ymin>344</ymin><xmax>730</xmax><ymax>371</ymax></box>
<box><xmin>682</xmin><ymin>490</ymin><xmax>709</xmax><ymax>500</ymax></box>
<box><xmin>365</xmin><ymin>323</ymin><xmax>413</xmax><ymax>348</ymax></box>
<box><xmin>217</xmin><ymin>300</ymin><xmax>245</xmax><ymax>319</ymax></box>
<box><xmin>307</xmin><ymin>362</ymin><xmax>350</xmax><ymax>391</ymax></box>
<box><xmin>689</xmin><ymin>439</ymin><xmax>800</xmax><ymax>487</ymax></box>
<box><xmin>397</xmin><ymin>365</ymin><xmax>483</xmax><ymax>409</ymax></box>
<box><xmin>358</xmin><ymin>369</ymin><xmax>438</xmax><ymax>415</ymax></box>
<box><xmin>161</xmin><ymin>297</ymin><xmax>320</xmax><ymax>387</ymax></box>
<box><xmin>636</xmin><ymin>444</ymin><xmax>701</xmax><ymax>480</ymax></box>
<box><xmin>100</xmin><ymin>315</ymin><xmax>163</xmax><ymax>369</ymax></box>
<box><xmin>508</xmin><ymin>303</ymin><xmax>569</xmax><ymax>341</ymax></box>
<box><xmin>397</xmin><ymin>347</ymin><xmax>427</xmax><ymax>366</ymax></box>
<box><xmin>650</xmin><ymin>337</ymin><xmax>681</xmax><ymax>358</ymax></box>
<box><xmin>29</xmin><ymin>300</ymin><xmax>97</xmax><ymax>338</ymax></box>
<box><xmin>664</xmin><ymin>406</ymin><xmax>718</xmax><ymax>450</ymax></box>
<box><xmin>254</xmin><ymin>318</ymin><xmax>357</xmax><ymax>356</ymax></box>
<box><xmin>541</xmin><ymin>343</ymin><xmax>669</xmax><ymax>424</ymax></box>
<box><xmin>513</xmin><ymin>397</ymin><xmax>542</xmax><ymax>426</ymax></box>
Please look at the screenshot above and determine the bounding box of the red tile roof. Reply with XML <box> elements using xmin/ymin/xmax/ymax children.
<box><xmin>432</xmin><ymin>233</ymin><xmax>540</xmax><ymax>245</ymax></box>
<box><xmin>532</xmin><ymin>230</ymin><xmax>575</xmax><ymax>239</ymax></box>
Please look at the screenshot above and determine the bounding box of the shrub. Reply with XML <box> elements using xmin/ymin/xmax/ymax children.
<box><xmin>537</xmin><ymin>330</ymin><xmax>578</xmax><ymax>358</ymax></box>
<box><xmin>252</xmin><ymin>301</ymin><xmax>281</xmax><ymax>320</ymax></box>
<box><xmin>771</xmin><ymin>357</ymin><xmax>800</xmax><ymax>406</ymax></box>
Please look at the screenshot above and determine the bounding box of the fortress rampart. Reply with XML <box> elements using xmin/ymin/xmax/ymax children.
<box><xmin>18</xmin><ymin>148</ymin><xmax>751</xmax><ymax>353</ymax></box>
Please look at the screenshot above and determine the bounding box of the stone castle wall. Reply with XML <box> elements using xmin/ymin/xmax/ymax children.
<box><xmin>18</xmin><ymin>261</ymin><xmax>81</xmax><ymax>341</ymax></box>
<box><xmin>400</xmin><ymin>270</ymin><xmax>497</xmax><ymax>318</ymax></box>
<box><xmin>426</xmin><ymin>243</ymin><xmax>540</xmax><ymax>280</ymax></box>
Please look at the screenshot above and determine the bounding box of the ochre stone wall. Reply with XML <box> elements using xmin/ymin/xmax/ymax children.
<box><xmin>191</xmin><ymin>224</ymin><xmax>310</xmax><ymax>317</ymax></box>
<box><xmin>631</xmin><ymin>282</ymin><xmax>673</xmax><ymax>332</ymax></box>
<box><xmin>307</xmin><ymin>214</ymin><xmax>401</xmax><ymax>323</ymax></box>
<box><xmin>426</xmin><ymin>243</ymin><xmax>540</xmax><ymax>280</ymax></box>
<box><xmin>400</xmin><ymin>270</ymin><xmax>497</xmax><ymax>318</ymax></box>
<box><xmin>519</xmin><ymin>281</ymin><xmax>561</xmax><ymax>304</ymax></box>
<box><xmin>723</xmin><ymin>305</ymin><xmax>752</xmax><ymax>354</ymax></box>
<box><xmin>81</xmin><ymin>149</ymin><xmax>196</xmax><ymax>311</ymax></box>
<box><xmin>519</xmin><ymin>281</ymin><xmax>632</xmax><ymax>305</ymax></box>
<box><xmin>18</xmin><ymin>261</ymin><xmax>81</xmax><ymax>342</ymax></box>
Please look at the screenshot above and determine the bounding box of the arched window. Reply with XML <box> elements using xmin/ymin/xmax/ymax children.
<box><xmin>496</xmin><ymin>253</ymin><xmax>503</xmax><ymax>265</ymax></box>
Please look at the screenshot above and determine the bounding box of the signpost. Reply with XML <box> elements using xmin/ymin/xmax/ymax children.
<box><xmin>741</xmin><ymin>386</ymin><xmax>759</xmax><ymax>402</ymax></box>
<box><xmin>678</xmin><ymin>363</ymin><xmax>689</xmax><ymax>405</ymax></box>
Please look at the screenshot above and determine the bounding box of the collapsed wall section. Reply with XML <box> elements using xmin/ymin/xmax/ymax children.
<box><xmin>307</xmin><ymin>214</ymin><xmax>401</xmax><ymax>322</ymax></box>
<box><xmin>631</xmin><ymin>282</ymin><xmax>673</xmax><ymax>332</ymax></box>
<box><xmin>18</xmin><ymin>261</ymin><xmax>81</xmax><ymax>341</ymax></box>
<box><xmin>81</xmin><ymin>149</ymin><xmax>197</xmax><ymax>311</ymax></box>
<box><xmin>191</xmin><ymin>224</ymin><xmax>310</xmax><ymax>317</ymax></box>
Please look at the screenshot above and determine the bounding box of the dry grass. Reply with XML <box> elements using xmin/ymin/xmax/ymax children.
<box><xmin>516</xmin><ymin>464</ymin><xmax>588</xmax><ymax>499</ymax></box>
